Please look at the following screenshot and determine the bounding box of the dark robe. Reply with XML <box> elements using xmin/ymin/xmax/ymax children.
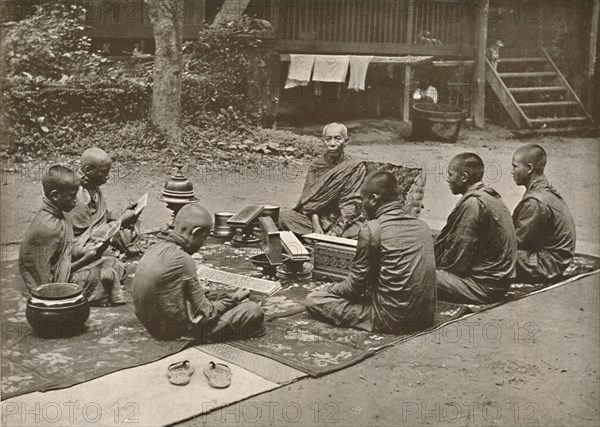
<box><xmin>19</xmin><ymin>198</ymin><xmax>73</xmax><ymax>291</ymax></box>
<box><xmin>435</xmin><ymin>182</ymin><xmax>517</xmax><ymax>286</ymax></box>
<box><xmin>280</xmin><ymin>153</ymin><xmax>367</xmax><ymax>238</ymax></box>
<box><xmin>19</xmin><ymin>198</ymin><xmax>125</xmax><ymax>304</ymax></box>
<box><xmin>306</xmin><ymin>201</ymin><xmax>437</xmax><ymax>333</ymax></box>
<box><xmin>132</xmin><ymin>232</ymin><xmax>264</xmax><ymax>340</ymax></box>
<box><xmin>67</xmin><ymin>180</ymin><xmax>137</xmax><ymax>257</ymax></box>
<box><xmin>513</xmin><ymin>176</ymin><xmax>576</xmax><ymax>280</ymax></box>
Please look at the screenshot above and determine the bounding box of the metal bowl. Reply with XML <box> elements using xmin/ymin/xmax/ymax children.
<box><xmin>26</xmin><ymin>283</ymin><xmax>90</xmax><ymax>338</ymax></box>
<box><xmin>213</xmin><ymin>211</ymin><xmax>235</xmax><ymax>237</ymax></box>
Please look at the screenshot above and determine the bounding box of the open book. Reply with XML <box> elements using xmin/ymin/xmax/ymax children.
<box><xmin>97</xmin><ymin>220</ymin><xmax>122</xmax><ymax>245</ymax></box>
<box><xmin>133</xmin><ymin>192</ymin><xmax>148</xmax><ymax>216</ymax></box>
<box><xmin>197</xmin><ymin>266</ymin><xmax>282</xmax><ymax>296</ymax></box>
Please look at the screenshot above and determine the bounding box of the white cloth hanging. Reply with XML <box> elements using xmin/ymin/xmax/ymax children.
<box><xmin>312</xmin><ymin>55</ymin><xmax>350</xmax><ymax>83</ymax></box>
<box><xmin>348</xmin><ymin>56</ymin><xmax>373</xmax><ymax>90</ymax></box>
<box><xmin>285</xmin><ymin>54</ymin><xmax>315</xmax><ymax>89</ymax></box>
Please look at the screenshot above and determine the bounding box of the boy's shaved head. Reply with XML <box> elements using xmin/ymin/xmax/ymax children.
<box><xmin>42</xmin><ymin>165</ymin><xmax>80</xmax><ymax>197</ymax></box>
<box><xmin>174</xmin><ymin>204</ymin><xmax>213</xmax><ymax>234</ymax></box>
<box><xmin>361</xmin><ymin>171</ymin><xmax>399</xmax><ymax>203</ymax></box>
<box><xmin>361</xmin><ymin>171</ymin><xmax>399</xmax><ymax>219</ymax></box>
<box><xmin>450</xmin><ymin>152</ymin><xmax>485</xmax><ymax>184</ymax></box>
<box><xmin>513</xmin><ymin>144</ymin><xmax>547</xmax><ymax>173</ymax></box>
<box><xmin>173</xmin><ymin>204</ymin><xmax>213</xmax><ymax>254</ymax></box>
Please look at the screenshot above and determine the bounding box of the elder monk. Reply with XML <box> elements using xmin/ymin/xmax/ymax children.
<box><xmin>435</xmin><ymin>153</ymin><xmax>517</xmax><ymax>304</ymax></box>
<box><xmin>19</xmin><ymin>165</ymin><xmax>126</xmax><ymax>305</ymax></box>
<box><xmin>133</xmin><ymin>204</ymin><xmax>265</xmax><ymax>342</ymax></box>
<box><xmin>67</xmin><ymin>147</ymin><xmax>139</xmax><ymax>257</ymax></box>
<box><xmin>305</xmin><ymin>171</ymin><xmax>437</xmax><ymax>333</ymax></box>
<box><xmin>279</xmin><ymin>122</ymin><xmax>367</xmax><ymax>239</ymax></box>
<box><xmin>511</xmin><ymin>144</ymin><xmax>576</xmax><ymax>281</ymax></box>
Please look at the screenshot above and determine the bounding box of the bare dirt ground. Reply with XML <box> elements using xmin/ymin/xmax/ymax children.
<box><xmin>1</xmin><ymin>123</ymin><xmax>598</xmax><ymax>426</ymax></box>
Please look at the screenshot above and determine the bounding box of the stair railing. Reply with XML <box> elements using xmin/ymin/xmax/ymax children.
<box><xmin>541</xmin><ymin>46</ymin><xmax>595</xmax><ymax>125</ymax></box>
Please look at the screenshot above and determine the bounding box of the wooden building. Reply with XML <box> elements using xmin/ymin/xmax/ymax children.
<box><xmin>4</xmin><ymin>0</ymin><xmax>597</xmax><ymax>130</ymax></box>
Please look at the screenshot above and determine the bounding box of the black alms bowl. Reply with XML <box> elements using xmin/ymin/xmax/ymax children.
<box><xmin>26</xmin><ymin>283</ymin><xmax>90</xmax><ymax>338</ymax></box>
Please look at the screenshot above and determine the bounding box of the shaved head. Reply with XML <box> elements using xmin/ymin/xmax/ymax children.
<box><xmin>80</xmin><ymin>147</ymin><xmax>112</xmax><ymax>187</ymax></box>
<box><xmin>42</xmin><ymin>165</ymin><xmax>80</xmax><ymax>212</ymax></box>
<box><xmin>513</xmin><ymin>144</ymin><xmax>547</xmax><ymax>173</ymax></box>
<box><xmin>450</xmin><ymin>153</ymin><xmax>484</xmax><ymax>184</ymax></box>
<box><xmin>42</xmin><ymin>165</ymin><xmax>79</xmax><ymax>197</ymax></box>
<box><xmin>81</xmin><ymin>147</ymin><xmax>112</xmax><ymax>168</ymax></box>
<box><xmin>322</xmin><ymin>122</ymin><xmax>348</xmax><ymax>138</ymax></box>
<box><xmin>174</xmin><ymin>204</ymin><xmax>213</xmax><ymax>235</ymax></box>
<box><xmin>361</xmin><ymin>171</ymin><xmax>399</xmax><ymax>219</ymax></box>
<box><xmin>361</xmin><ymin>171</ymin><xmax>399</xmax><ymax>203</ymax></box>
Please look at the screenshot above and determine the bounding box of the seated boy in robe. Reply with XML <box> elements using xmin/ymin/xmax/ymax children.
<box><xmin>19</xmin><ymin>165</ymin><xmax>126</xmax><ymax>306</ymax></box>
<box><xmin>133</xmin><ymin>204</ymin><xmax>265</xmax><ymax>341</ymax></box>
<box><xmin>305</xmin><ymin>172</ymin><xmax>437</xmax><ymax>333</ymax></box>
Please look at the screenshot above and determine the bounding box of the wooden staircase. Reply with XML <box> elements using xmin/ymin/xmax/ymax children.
<box><xmin>485</xmin><ymin>48</ymin><xmax>596</xmax><ymax>135</ymax></box>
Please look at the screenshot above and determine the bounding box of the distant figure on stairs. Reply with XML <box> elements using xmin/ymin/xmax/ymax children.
<box><xmin>487</xmin><ymin>40</ymin><xmax>505</xmax><ymax>70</ymax></box>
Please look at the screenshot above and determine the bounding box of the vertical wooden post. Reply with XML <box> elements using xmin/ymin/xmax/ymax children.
<box><xmin>402</xmin><ymin>1</ymin><xmax>415</xmax><ymax>122</ymax></box>
<box><xmin>403</xmin><ymin>64</ymin><xmax>412</xmax><ymax>122</ymax></box>
<box><xmin>472</xmin><ymin>0</ymin><xmax>489</xmax><ymax>128</ymax></box>
<box><xmin>271</xmin><ymin>0</ymin><xmax>281</xmax><ymax>31</ymax></box>
<box><xmin>587</xmin><ymin>0</ymin><xmax>599</xmax><ymax>111</ymax></box>
<box><xmin>406</xmin><ymin>0</ymin><xmax>415</xmax><ymax>44</ymax></box>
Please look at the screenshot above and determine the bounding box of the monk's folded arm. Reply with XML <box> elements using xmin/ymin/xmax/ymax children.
<box><xmin>513</xmin><ymin>199</ymin><xmax>544</xmax><ymax>247</ymax></box>
<box><xmin>329</xmin><ymin>225</ymin><xmax>373</xmax><ymax>299</ymax></box>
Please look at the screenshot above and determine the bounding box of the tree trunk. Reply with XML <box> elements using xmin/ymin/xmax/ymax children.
<box><xmin>145</xmin><ymin>0</ymin><xmax>183</xmax><ymax>143</ymax></box>
<box><xmin>472</xmin><ymin>0</ymin><xmax>489</xmax><ymax>128</ymax></box>
<box><xmin>211</xmin><ymin>0</ymin><xmax>251</xmax><ymax>27</ymax></box>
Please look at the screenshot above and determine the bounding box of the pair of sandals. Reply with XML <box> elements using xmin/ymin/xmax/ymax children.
<box><xmin>167</xmin><ymin>360</ymin><xmax>231</xmax><ymax>388</ymax></box>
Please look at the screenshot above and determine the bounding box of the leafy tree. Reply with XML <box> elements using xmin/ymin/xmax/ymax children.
<box><xmin>1</xmin><ymin>3</ymin><xmax>101</xmax><ymax>79</ymax></box>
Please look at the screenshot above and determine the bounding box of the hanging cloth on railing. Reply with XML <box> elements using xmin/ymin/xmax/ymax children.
<box><xmin>348</xmin><ymin>56</ymin><xmax>373</xmax><ymax>91</ymax></box>
<box><xmin>312</xmin><ymin>55</ymin><xmax>350</xmax><ymax>83</ymax></box>
<box><xmin>285</xmin><ymin>54</ymin><xmax>315</xmax><ymax>89</ymax></box>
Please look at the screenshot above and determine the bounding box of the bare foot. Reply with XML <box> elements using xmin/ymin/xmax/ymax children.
<box><xmin>110</xmin><ymin>286</ymin><xmax>127</xmax><ymax>306</ymax></box>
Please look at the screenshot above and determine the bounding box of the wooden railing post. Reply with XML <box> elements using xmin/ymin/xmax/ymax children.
<box><xmin>472</xmin><ymin>0</ymin><xmax>489</xmax><ymax>128</ymax></box>
<box><xmin>587</xmin><ymin>0</ymin><xmax>599</xmax><ymax>112</ymax></box>
<box><xmin>406</xmin><ymin>0</ymin><xmax>415</xmax><ymax>44</ymax></box>
<box><xmin>402</xmin><ymin>0</ymin><xmax>415</xmax><ymax>122</ymax></box>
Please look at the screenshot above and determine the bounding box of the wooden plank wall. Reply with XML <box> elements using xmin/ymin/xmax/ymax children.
<box><xmin>70</xmin><ymin>0</ymin><xmax>476</xmax><ymax>56</ymax></box>
<box><xmin>1</xmin><ymin>0</ymin><xmax>495</xmax><ymax>57</ymax></box>
<box><xmin>266</xmin><ymin>0</ymin><xmax>476</xmax><ymax>57</ymax></box>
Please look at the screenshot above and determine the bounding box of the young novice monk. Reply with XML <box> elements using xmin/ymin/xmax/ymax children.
<box><xmin>19</xmin><ymin>165</ymin><xmax>126</xmax><ymax>306</ymax></box>
<box><xmin>305</xmin><ymin>172</ymin><xmax>437</xmax><ymax>333</ymax></box>
<box><xmin>435</xmin><ymin>153</ymin><xmax>517</xmax><ymax>304</ymax></box>
<box><xmin>511</xmin><ymin>144</ymin><xmax>576</xmax><ymax>281</ymax></box>
<box><xmin>133</xmin><ymin>204</ymin><xmax>265</xmax><ymax>342</ymax></box>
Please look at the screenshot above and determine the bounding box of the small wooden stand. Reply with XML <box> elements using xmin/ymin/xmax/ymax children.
<box><xmin>251</xmin><ymin>216</ymin><xmax>283</xmax><ymax>279</ymax></box>
<box><xmin>303</xmin><ymin>233</ymin><xmax>357</xmax><ymax>280</ymax></box>
<box><xmin>228</xmin><ymin>205</ymin><xmax>264</xmax><ymax>247</ymax></box>
<box><xmin>277</xmin><ymin>231</ymin><xmax>313</xmax><ymax>281</ymax></box>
